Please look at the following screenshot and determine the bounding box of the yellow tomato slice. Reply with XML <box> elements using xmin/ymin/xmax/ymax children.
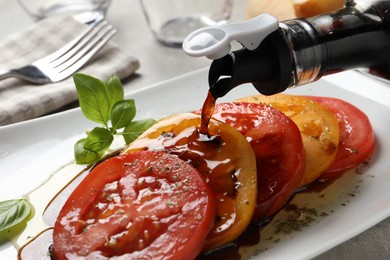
<box><xmin>122</xmin><ymin>113</ymin><xmax>257</xmax><ymax>250</ymax></box>
<box><xmin>237</xmin><ymin>94</ymin><xmax>339</xmax><ymax>188</ymax></box>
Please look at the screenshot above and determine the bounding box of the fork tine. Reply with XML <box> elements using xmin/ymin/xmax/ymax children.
<box><xmin>0</xmin><ymin>14</ymin><xmax>115</xmax><ymax>84</ymax></box>
<box><xmin>49</xmin><ymin>20</ymin><xmax>110</xmax><ymax>68</ymax></box>
<box><xmin>40</xmin><ymin>14</ymin><xmax>105</xmax><ymax>64</ymax></box>
<box><xmin>52</xmin><ymin>27</ymin><xmax>117</xmax><ymax>80</ymax></box>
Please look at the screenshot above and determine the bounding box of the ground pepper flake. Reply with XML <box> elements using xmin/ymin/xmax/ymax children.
<box><xmin>275</xmin><ymin>206</ymin><xmax>319</xmax><ymax>234</ymax></box>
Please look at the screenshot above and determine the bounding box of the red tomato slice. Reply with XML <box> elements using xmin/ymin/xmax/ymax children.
<box><xmin>307</xmin><ymin>96</ymin><xmax>376</xmax><ymax>176</ymax></box>
<box><xmin>52</xmin><ymin>151</ymin><xmax>216</xmax><ymax>259</ymax></box>
<box><xmin>197</xmin><ymin>102</ymin><xmax>305</xmax><ymax>221</ymax></box>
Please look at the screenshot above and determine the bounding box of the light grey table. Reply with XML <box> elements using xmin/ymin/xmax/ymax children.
<box><xmin>0</xmin><ymin>0</ymin><xmax>389</xmax><ymax>259</ymax></box>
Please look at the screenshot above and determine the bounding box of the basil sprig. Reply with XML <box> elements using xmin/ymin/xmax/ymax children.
<box><xmin>74</xmin><ymin>74</ymin><xmax>156</xmax><ymax>164</ymax></box>
<box><xmin>0</xmin><ymin>199</ymin><xmax>31</xmax><ymax>232</ymax></box>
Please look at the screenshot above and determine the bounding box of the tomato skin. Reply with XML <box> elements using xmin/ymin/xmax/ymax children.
<box><xmin>52</xmin><ymin>151</ymin><xmax>216</xmax><ymax>259</ymax></box>
<box><xmin>307</xmin><ymin>96</ymin><xmax>376</xmax><ymax>176</ymax></box>
<box><xmin>196</xmin><ymin>102</ymin><xmax>304</xmax><ymax>221</ymax></box>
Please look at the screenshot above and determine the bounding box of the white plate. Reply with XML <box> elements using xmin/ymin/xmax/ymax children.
<box><xmin>1</xmin><ymin>68</ymin><xmax>390</xmax><ymax>259</ymax></box>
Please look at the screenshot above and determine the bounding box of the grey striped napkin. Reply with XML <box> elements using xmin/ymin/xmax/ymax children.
<box><xmin>0</xmin><ymin>15</ymin><xmax>139</xmax><ymax>126</ymax></box>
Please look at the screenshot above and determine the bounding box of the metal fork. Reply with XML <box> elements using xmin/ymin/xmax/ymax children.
<box><xmin>0</xmin><ymin>14</ymin><xmax>116</xmax><ymax>84</ymax></box>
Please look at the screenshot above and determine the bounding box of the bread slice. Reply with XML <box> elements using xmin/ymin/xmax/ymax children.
<box><xmin>246</xmin><ymin>0</ymin><xmax>344</xmax><ymax>20</ymax></box>
<box><xmin>246</xmin><ymin>0</ymin><xmax>296</xmax><ymax>20</ymax></box>
<box><xmin>293</xmin><ymin>0</ymin><xmax>344</xmax><ymax>17</ymax></box>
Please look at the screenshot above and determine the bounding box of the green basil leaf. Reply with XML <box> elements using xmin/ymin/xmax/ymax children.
<box><xmin>0</xmin><ymin>199</ymin><xmax>31</xmax><ymax>232</ymax></box>
<box><xmin>74</xmin><ymin>138</ymin><xmax>103</xmax><ymax>164</ymax></box>
<box><xmin>84</xmin><ymin>127</ymin><xmax>114</xmax><ymax>152</ymax></box>
<box><xmin>111</xmin><ymin>99</ymin><xmax>136</xmax><ymax>131</ymax></box>
<box><xmin>73</xmin><ymin>74</ymin><xmax>110</xmax><ymax>125</ymax></box>
<box><xmin>105</xmin><ymin>75</ymin><xmax>124</xmax><ymax>110</ymax></box>
<box><xmin>123</xmin><ymin>119</ymin><xmax>156</xmax><ymax>144</ymax></box>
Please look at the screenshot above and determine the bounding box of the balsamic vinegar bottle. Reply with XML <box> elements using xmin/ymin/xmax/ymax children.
<box><xmin>207</xmin><ymin>0</ymin><xmax>390</xmax><ymax>98</ymax></box>
<box><xmin>283</xmin><ymin>0</ymin><xmax>390</xmax><ymax>86</ymax></box>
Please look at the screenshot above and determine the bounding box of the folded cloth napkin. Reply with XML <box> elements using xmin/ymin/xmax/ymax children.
<box><xmin>0</xmin><ymin>15</ymin><xmax>140</xmax><ymax>126</ymax></box>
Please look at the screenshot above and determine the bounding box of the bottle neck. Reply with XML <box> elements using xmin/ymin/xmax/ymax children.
<box><xmin>281</xmin><ymin>0</ymin><xmax>390</xmax><ymax>86</ymax></box>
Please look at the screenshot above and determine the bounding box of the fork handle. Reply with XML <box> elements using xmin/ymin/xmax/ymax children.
<box><xmin>0</xmin><ymin>69</ymin><xmax>31</xmax><ymax>82</ymax></box>
<box><xmin>0</xmin><ymin>69</ymin><xmax>14</xmax><ymax>81</ymax></box>
<box><xmin>0</xmin><ymin>66</ymin><xmax>50</xmax><ymax>84</ymax></box>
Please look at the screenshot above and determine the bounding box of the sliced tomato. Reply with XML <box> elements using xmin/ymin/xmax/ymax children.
<box><xmin>307</xmin><ymin>96</ymin><xmax>376</xmax><ymax>176</ymax></box>
<box><xmin>196</xmin><ymin>102</ymin><xmax>304</xmax><ymax>222</ymax></box>
<box><xmin>52</xmin><ymin>151</ymin><xmax>216</xmax><ymax>259</ymax></box>
<box><xmin>238</xmin><ymin>94</ymin><xmax>340</xmax><ymax>188</ymax></box>
<box><xmin>123</xmin><ymin>113</ymin><xmax>257</xmax><ymax>250</ymax></box>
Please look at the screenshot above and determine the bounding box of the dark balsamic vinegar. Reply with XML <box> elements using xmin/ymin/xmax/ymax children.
<box><xmin>197</xmin><ymin>224</ymin><xmax>262</xmax><ymax>260</ymax></box>
<box><xmin>200</xmin><ymin>91</ymin><xmax>216</xmax><ymax>135</ymax></box>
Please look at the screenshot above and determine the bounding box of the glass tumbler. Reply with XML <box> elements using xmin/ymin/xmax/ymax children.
<box><xmin>140</xmin><ymin>0</ymin><xmax>234</xmax><ymax>47</ymax></box>
<box><xmin>17</xmin><ymin>0</ymin><xmax>111</xmax><ymax>21</ymax></box>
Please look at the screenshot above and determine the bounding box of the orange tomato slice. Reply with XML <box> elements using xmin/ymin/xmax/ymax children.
<box><xmin>237</xmin><ymin>94</ymin><xmax>339</xmax><ymax>188</ymax></box>
<box><xmin>122</xmin><ymin>113</ymin><xmax>257</xmax><ymax>250</ymax></box>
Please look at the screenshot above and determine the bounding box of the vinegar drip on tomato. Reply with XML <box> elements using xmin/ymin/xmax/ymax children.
<box><xmin>200</xmin><ymin>91</ymin><xmax>216</xmax><ymax>135</ymax></box>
